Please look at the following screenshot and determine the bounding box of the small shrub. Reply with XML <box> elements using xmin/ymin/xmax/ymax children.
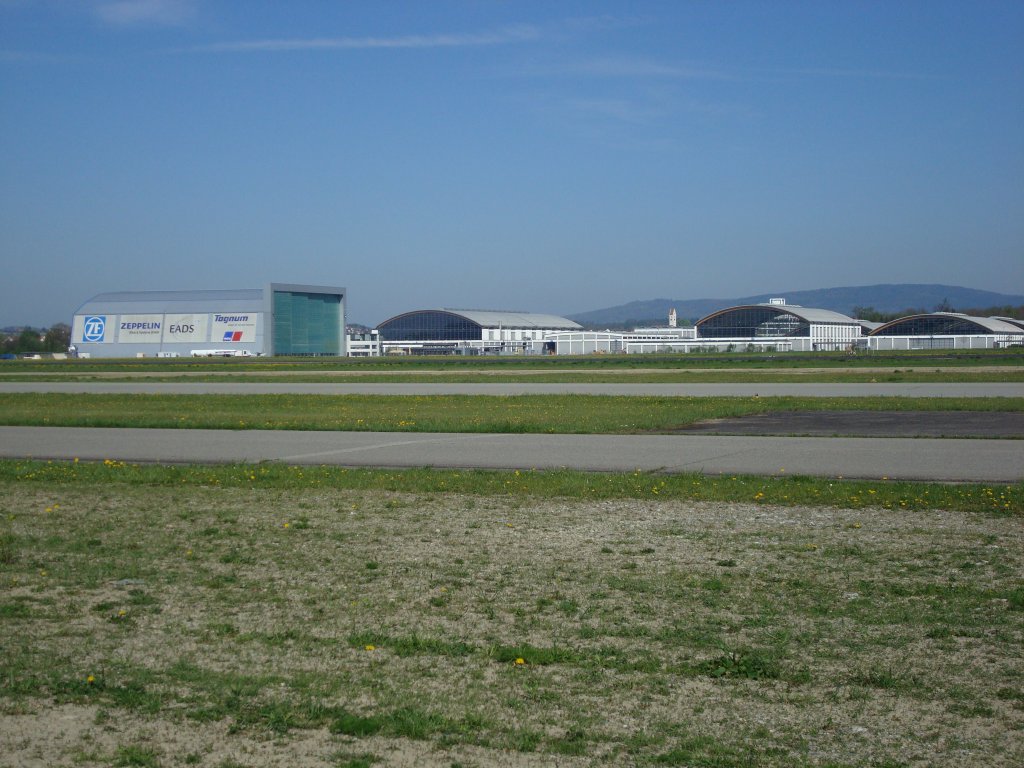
<box><xmin>695</xmin><ymin>650</ymin><xmax>780</xmax><ymax>680</ymax></box>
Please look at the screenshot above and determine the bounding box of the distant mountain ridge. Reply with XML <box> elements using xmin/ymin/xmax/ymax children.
<box><xmin>568</xmin><ymin>284</ymin><xmax>1024</xmax><ymax>327</ymax></box>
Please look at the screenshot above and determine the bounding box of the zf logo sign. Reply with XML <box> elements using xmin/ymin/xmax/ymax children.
<box><xmin>83</xmin><ymin>316</ymin><xmax>106</xmax><ymax>342</ymax></box>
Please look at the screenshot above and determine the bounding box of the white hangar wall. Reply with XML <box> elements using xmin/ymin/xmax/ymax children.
<box><xmin>71</xmin><ymin>284</ymin><xmax>346</xmax><ymax>358</ymax></box>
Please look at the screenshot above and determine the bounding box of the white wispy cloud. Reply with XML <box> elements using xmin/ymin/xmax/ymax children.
<box><xmin>194</xmin><ymin>24</ymin><xmax>541</xmax><ymax>54</ymax></box>
<box><xmin>567</xmin><ymin>97</ymin><xmax>663</xmax><ymax>125</ymax></box>
<box><xmin>94</xmin><ymin>0</ymin><xmax>194</xmax><ymax>27</ymax></box>
<box><xmin>548</xmin><ymin>57</ymin><xmax>920</xmax><ymax>84</ymax></box>
<box><xmin>771</xmin><ymin>66</ymin><xmax>928</xmax><ymax>81</ymax></box>
<box><xmin>568</xmin><ymin>56</ymin><xmax>730</xmax><ymax>81</ymax></box>
<box><xmin>0</xmin><ymin>48</ymin><xmax>47</xmax><ymax>61</ymax></box>
<box><xmin>505</xmin><ymin>54</ymin><xmax>730</xmax><ymax>83</ymax></box>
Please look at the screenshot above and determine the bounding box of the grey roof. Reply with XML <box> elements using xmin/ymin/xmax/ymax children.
<box><xmin>699</xmin><ymin>304</ymin><xmax>859</xmax><ymax>325</ymax></box>
<box><xmin>956</xmin><ymin>315</ymin><xmax>1024</xmax><ymax>334</ymax></box>
<box><xmin>932</xmin><ymin>313</ymin><xmax>1023</xmax><ymax>334</ymax></box>
<box><xmin>854</xmin><ymin>319</ymin><xmax>883</xmax><ymax>331</ymax></box>
<box><xmin>441</xmin><ymin>309</ymin><xmax>582</xmax><ymax>330</ymax></box>
<box><xmin>870</xmin><ymin>313</ymin><xmax>1024</xmax><ymax>336</ymax></box>
<box><xmin>992</xmin><ymin>316</ymin><xmax>1024</xmax><ymax>331</ymax></box>
<box><xmin>75</xmin><ymin>289</ymin><xmax>264</xmax><ymax>316</ymax></box>
<box><xmin>760</xmin><ymin>304</ymin><xmax>859</xmax><ymax>324</ymax></box>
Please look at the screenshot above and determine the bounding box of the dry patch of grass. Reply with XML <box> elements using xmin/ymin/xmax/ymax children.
<box><xmin>2</xmin><ymin>483</ymin><xmax>1022</xmax><ymax>766</ymax></box>
<box><xmin>1</xmin><ymin>393</ymin><xmax>1023</xmax><ymax>435</ymax></box>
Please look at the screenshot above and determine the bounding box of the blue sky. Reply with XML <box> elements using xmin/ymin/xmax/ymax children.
<box><xmin>2</xmin><ymin>1</ymin><xmax>1022</xmax><ymax>326</ymax></box>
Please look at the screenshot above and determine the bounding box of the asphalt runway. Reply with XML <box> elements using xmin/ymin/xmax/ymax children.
<box><xmin>2</xmin><ymin>426</ymin><xmax>1021</xmax><ymax>482</ymax></box>
<box><xmin>1</xmin><ymin>382</ymin><xmax>1022</xmax><ymax>397</ymax></box>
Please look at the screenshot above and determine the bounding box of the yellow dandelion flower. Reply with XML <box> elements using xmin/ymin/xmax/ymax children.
<box><xmin>514</xmin><ymin>658</ymin><xmax>526</xmax><ymax>665</ymax></box>
<box><xmin>364</xmin><ymin>645</ymin><xmax>375</xmax><ymax>652</ymax></box>
<box><xmin>87</xmin><ymin>675</ymin><xmax>95</xmax><ymax>684</ymax></box>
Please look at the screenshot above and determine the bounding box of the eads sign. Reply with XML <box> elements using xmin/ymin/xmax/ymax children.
<box><xmin>162</xmin><ymin>314</ymin><xmax>209</xmax><ymax>343</ymax></box>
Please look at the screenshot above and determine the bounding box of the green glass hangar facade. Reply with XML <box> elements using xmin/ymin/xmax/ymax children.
<box><xmin>71</xmin><ymin>283</ymin><xmax>346</xmax><ymax>358</ymax></box>
<box><xmin>270</xmin><ymin>287</ymin><xmax>344</xmax><ymax>355</ymax></box>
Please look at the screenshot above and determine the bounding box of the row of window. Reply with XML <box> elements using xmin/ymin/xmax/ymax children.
<box><xmin>377</xmin><ymin>311</ymin><xmax>482</xmax><ymax>342</ymax></box>
<box><xmin>697</xmin><ymin>308</ymin><xmax>813</xmax><ymax>338</ymax></box>
<box><xmin>872</xmin><ymin>316</ymin><xmax>997</xmax><ymax>336</ymax></box>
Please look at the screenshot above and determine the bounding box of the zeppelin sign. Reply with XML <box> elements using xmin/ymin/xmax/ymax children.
<box><xmin>75</xmin><ymin>312</ymin><xmax>255</xmax><ymax>345</ymax></box>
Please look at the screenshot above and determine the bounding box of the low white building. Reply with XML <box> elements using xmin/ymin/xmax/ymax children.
<box><xmin>543</xmin><ymin>327</ymin><xmax>704</xmax><ymax>355</ymax></box>
<box><xmin>346</xmin><ymin>329</ymin><xmax>380</xmax><ymax>357</ymax></box>
<box><xmin>542</xmin><ymin>331</ymin><xmax>624</xmax><ymax>356</ymax></box>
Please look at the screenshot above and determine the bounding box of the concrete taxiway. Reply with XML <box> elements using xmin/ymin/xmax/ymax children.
<box><xmin>1</xmin><ymin>426</ymin><xmax>1020</xmax><ymax>482</ymax></box>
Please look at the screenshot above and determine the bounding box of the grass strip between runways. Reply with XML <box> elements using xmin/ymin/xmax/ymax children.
<box><xmin>2</xmin><ymin>459</ymin><xmax>1020</xmax><ymax>515</ymax></box>
<box><xmin>0</xmin><ymin>393</ymin><xmax>1021</xmax><ymax>433</ymax></box>
<box><xmin>6</xmin><ymin>370</ymin><xmax>1024</xmax><ymax>383</ymax></box>
<box><xmin>4</xmin><ymin>347</ymin><xmax>1024</xmax><ymax>373</ymax></box>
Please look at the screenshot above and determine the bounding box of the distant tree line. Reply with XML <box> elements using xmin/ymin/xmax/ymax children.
<box><xmin>852</xmin><ymin>302</ymin><xmax>1024</xmax><ymax>323</ymax></box>
<box><xmin>1</xmin><ymin>323</ymin><xmax>71</xmax><ymax>355</ymax></box>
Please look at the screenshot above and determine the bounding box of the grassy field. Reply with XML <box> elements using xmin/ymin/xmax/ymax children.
<box><xmin>2</xmin><ymin>460</ymin><xmax>1020</xmax><ymax>514</ymax></box>
<box><xmin>3</xmin><ymin>355</ymin><xmax>1021</xmax><ymax>766</ymax></box>
<box><xmin>6</xmin><ymin>370</ymin><xmax>1024</xmax><ymax>383</ymax></box>
<box><xmin>5</xmin><ymin>348</ymin><xmax>1024</xmax><ymax>370</ymax></box>
<box><xmin>1</xmin><ymin>464</ymin><xmax>1021</xmax><ymax>767</ymax></box>
<box><xmin>0</xmin><ymin>393</ymin><xmax>1022</xmax><ymax>434</ymax></box>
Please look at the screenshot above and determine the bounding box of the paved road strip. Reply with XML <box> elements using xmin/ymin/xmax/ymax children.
<box><xmin>2</xmin><ymin>427</ymin><xmax>1020</xmax><ymax>482</ymax></box>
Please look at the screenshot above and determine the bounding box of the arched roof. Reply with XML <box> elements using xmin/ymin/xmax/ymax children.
<box><xmin>695</xmin><ymin>304</ymin><xmax>857</xmax><ymax>339</ymax></box>
<box><xmin>992</xmin><ymin>316</ymin><xmax>1024</xmax><ymax>331</ymax></box>
<box><xmin>439</xmin><ymin>309</ymin><xmax>581</xmax><ymax>330</ymax></box>
<box><xmin>376</xmin><ymin>308</ymin><xmax>580</xmax><ymax>342</ymax></box>
<box><xmin>854</xmin><ymin>319</ymin><xmax>883</xmax><ymax>333</ymax></box>
<box><xmin>870</xmin><ymin>313</ymin><xmax>1024</xmax><ymax>336</ymax></box>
